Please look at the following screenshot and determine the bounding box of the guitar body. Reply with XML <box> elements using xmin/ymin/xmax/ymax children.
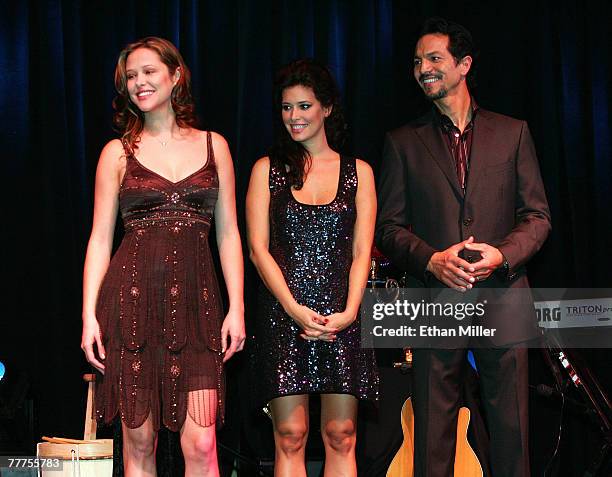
<box><xmin>387</xmin><ymin>398</ymin><xmax>483</xmax><ymax>477</ymax></box>
<box><xmin>386</xmin><ymin>398</ymin><xmax>414</xmax><ymax>477</ymax></box>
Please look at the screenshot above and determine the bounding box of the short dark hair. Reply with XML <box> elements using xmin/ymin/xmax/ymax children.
<box><xmin>419</xmin><ymin>17</ymin><xmax>478</xmax><ymax>88</ymax></box>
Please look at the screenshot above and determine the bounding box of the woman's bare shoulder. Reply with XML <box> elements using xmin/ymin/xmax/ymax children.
<box><xmin>354</xmin><ymin>158</ymin><xmax>374</xmax><ymax>180</ymax></box>
<box><xmin>254</xmin><ymin>156</ymin><xmax>270</xmax><ymax>168</ymax></box>
<box><xmin>101</xmin><ymin>138</ymin><xmax>124</xmax><ymax>156</ymax></box>
<box><xmin>98</xmin><ymin>139</ymin><xmax>126</xmax><ymax>168</ymax></box>
<box><xmin>206</xmin><ymin>130</ymin><xmax>229</xmax><ymax>151</ymax></box>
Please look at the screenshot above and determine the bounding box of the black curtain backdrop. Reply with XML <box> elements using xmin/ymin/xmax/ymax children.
<box><xmin>1</xmin><ymin>0</ymin><xmax>611</xmax><ymax>474</ymax></box>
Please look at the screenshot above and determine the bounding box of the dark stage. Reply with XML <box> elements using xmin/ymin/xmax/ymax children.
<box><xmin>1</xmin><ymin>1</ymin><xmax>611</xmax><ymax>475</ymax></box>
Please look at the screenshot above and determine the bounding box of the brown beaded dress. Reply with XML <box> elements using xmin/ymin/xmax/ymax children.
<box><xmin>95</xmin><ymin>131</ymin><xmax>224</xmax><ymax>432</ymax></box>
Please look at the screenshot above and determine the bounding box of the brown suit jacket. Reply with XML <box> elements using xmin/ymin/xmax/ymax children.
<box><xmin>375</xmin><ymin>108</ymin><xmax>551</xmax><ymax>344</ymax></box>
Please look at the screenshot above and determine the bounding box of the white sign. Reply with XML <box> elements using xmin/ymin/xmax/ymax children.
<box><xmin>535</xmin><ymin>298</ymin><xmax>612</xmax><ymax>329</ymax></box>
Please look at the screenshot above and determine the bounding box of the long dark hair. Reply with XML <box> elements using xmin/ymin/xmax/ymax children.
<box><xmin>269</xmin><ymin>59</ymin><xmax>347</xmax><ymax>189</ymax></box>
<box><xmin>112</xmin><ymin>37</ymin><xmax>198</xmax><ymax>156</ymax></box>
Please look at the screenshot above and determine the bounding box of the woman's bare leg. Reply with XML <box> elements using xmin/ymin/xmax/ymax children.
<box><xmin>320</xmin><ymin>393</ymin><xmax>358</xmax><ymax>477</ymax></box>
<box><xmin>180</xmin><ymin>389</ymin><xmax>219</xmax><ymax>477</ymax></box>
<box><xmin>270</xmin><ymin>394</ymin><xmax>309</xmax><ymax>477</ymax></box>
<box><xmin>122</xmin><ymin>414</ymin><xmax>157</xmax><ymax>477</ymax></box>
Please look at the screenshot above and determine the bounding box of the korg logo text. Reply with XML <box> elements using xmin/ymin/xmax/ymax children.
<box><xmin>536</xmin><ymin>307</ymin><xmax>560</xmax><ymax>322</ymax></box>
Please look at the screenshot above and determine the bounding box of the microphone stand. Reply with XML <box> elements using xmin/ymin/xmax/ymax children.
<box><xmin>541</xmin><ymin>333</ymin><xmax>612</xmax><ymax>476</ymax></box>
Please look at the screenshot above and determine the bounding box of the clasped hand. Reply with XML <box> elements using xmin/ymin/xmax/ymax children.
<box><xmin>426</xmin><ymin>236</ymin><xmax>504</xmax><ymax>291</ymax></box>
<box><xmin>287</xmin><ymin>303</ymin><xmax>355</xmax><ymax>342</ymax></box>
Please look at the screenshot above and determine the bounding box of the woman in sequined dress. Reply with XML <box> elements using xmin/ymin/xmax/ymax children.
<box><xmin>246</xmin><ymin>59</ymin><xmax>379</xmax><ymax>476</ymax></box>
<box><xmin>81</xmin><ymin>37</ymin><xmax>245</xmax><ymax>477</ymax></box>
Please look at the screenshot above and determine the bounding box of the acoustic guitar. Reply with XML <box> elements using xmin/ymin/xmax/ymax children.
<box><xmin>386</xmin><ymin>397</ymin><xmax>483</xmax><ymax>477</ymax></box>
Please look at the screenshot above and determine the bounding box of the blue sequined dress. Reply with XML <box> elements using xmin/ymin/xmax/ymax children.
<box><xmin>256</xmin><ymin>156</ymin><xmax>379</xmax><ymax>405</ymax></box>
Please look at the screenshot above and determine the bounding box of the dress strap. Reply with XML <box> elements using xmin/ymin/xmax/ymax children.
<box><xmin>268</xmin><ymin>158</ymin><xmax>289</xmax><ymax>193</ymax></box>
<box><xmin>205</xmin><ymin>131</ymin><xmax>215</xmax><ymax>166</ymax></box>
<box><xmin>118</xmin><ymin>138</ymin><xmax>136</xmax><ymax>189</ymax></box>
<box><xmin>120</xmin><ymin>138</ymin><xmax>135</xmax><ymax>160</ymax></box>
<box><xmin>338</xmin><ymin>155</ymin><xmax>358</xmax><ymax>202</ymax></box>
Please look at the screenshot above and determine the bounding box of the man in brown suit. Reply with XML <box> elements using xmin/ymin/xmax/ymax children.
<box><xmin>375</xmin><ymin>18</ymin><xmax>551</xmax><ymax>476</ymax></box>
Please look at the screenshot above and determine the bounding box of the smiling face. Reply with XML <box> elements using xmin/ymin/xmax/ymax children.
<box><xmin>281</xmin><ymin>84</ymin><xmax>331</xmax><ymax>145</ymax></box>
<box><xmin>125</xmin><ymin>47</ymin><xmax>179</xmax><ymax>113</ymax></box>
<box><xmin>413</xmin><ymin>33</ymin><xmax>471</xmax><ymax>101</ymax></box>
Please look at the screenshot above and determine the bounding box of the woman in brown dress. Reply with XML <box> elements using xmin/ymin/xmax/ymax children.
<box><xmin>81</xmin><ymin>37</ymin><xmax>245</xmax><ymax>477</ymax></box>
